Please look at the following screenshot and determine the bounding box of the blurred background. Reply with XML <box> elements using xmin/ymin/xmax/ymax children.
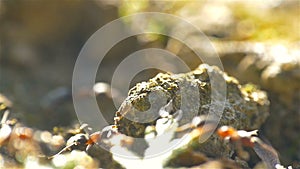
<box><xmin>0</xmin><ymin>0</ymin><xmax>299</xmax><ymax>167</ymax></box>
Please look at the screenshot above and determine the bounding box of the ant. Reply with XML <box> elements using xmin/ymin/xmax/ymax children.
<box><xmin>50</xmin><ymin>100</ymin><xmax>137</xmax><ymax>159</ymax></box>
<box><xmin>49</xmin><ymin>124</ymin><xmax>119</xmax><ymax>159</ymax></box>
<box><xmin>217</xmin><ymin>126</ymin><xmax>258</xmax><ymax>148</ymax></box>
<box><xmin>217</xmin><ymin>125</ymin><xmax>283</xmax><ymax>169</ymax></box>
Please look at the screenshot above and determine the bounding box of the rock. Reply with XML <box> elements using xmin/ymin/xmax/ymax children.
<box><xmin>115</xmin><ymin>64</ymin><xmax>269</xmax><ymax>159</ymax></box>
<box><xmin>216</xmin><ymin>42</ymin><xmax>300</xmax><ymax>104</ymax></box>
<box><xmin>216</xmin><ymin>42</ymin><xmax>300</xmax><ymax>164</ymax></box>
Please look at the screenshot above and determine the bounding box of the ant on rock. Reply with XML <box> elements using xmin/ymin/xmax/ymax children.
<box><xmin>217</xmin><ymin>125</ymin><xmax>291</xmax><ymax>169</ymax></box>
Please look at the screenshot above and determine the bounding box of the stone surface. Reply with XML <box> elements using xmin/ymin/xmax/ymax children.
<box><xmin>216</xmin><ymin>42</ymin><xmax>300</xmax><ymax>164</ymax></box>
<box><xmin>116</xmin><ymin>64</ymin><xmax>269</xmax><ymax>159</ymax></box>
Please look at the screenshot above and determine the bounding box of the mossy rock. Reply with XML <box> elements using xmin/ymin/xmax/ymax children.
<box><xmin>115</xmin><ymin>64</ymin><xmax>269</xmax><ymax>158</ymax></box>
